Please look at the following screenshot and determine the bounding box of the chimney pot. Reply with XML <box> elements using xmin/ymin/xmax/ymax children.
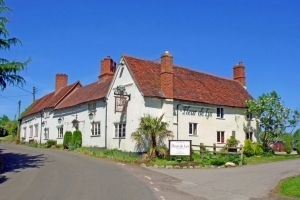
<box><xmin>99</xmin><ymin>56</ymin><xmax>116</xmax><ymax>81</ymax></box>
<box><xmin>55</xmin><ymin>74</ymin><xmax>68</xmax><ymax>93</ymax></box>
<box><xmin>161</xmin><ymin>51</ymin><xmax>174</xmax><ymax>98</ymax></box>
<box><xmin>233</xmin><ymin>62</ymin><xmax>246</xmax><ymax>88</ymax></box>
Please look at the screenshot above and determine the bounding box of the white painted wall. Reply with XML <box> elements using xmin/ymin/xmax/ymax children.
<box><xmin>53</xmin><ymin>100</ymin><xmax>106</xmax><ymax>147</ymax></box>
<box><xmin>105</xmin><ymin>58</ymin><xmax>258</xmax><ymax>152</ymax></box>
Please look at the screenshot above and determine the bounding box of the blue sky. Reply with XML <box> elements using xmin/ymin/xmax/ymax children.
<box><xmin>1</xmin><ymin>0</ymin><xmax>299</xmax><ymax>130</ymax></box>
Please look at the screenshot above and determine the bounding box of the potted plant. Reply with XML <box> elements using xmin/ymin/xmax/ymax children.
<box><xmin>226</xmin><ymin>136</ymin><xmax>240</xmax><ymax>152</ymax></box>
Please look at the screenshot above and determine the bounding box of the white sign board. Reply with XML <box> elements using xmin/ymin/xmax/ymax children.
<box><xmin>169</xmin><ymin>140</ymin><xmax>191</xmax><ymax>156</ymax></box>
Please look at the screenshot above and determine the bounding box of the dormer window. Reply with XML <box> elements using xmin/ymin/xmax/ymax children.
<box><xmin>217</xmin><ymin>108</ymin><xmax>224</xmax><ymax>118</ymax></box>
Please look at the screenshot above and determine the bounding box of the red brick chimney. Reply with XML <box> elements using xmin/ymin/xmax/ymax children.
<box><xmin>55</xmin><ymin>74</ymin><xmax>68</xmax><ymax>93</ymax></box>
<box><xmin>233</xmin><ymin>62</ymin><xmax>246</xmax><ymax>88</ymax></box>
<box><xmin>98</xmin><ymin>56</ymin><xmax>116</xmax><ymax>81</ymax></box>
<box><xmin>161</xmin><ymin>51</ymin><xmax>174</xmax><ymax>99</ymax></box>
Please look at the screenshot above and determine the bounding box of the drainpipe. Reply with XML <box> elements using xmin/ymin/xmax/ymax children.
<box><xmin>104</xmin><ymin>98</ymin><xmax>108</xmax><ymax>149</ymax></box>
<box><xmin>176</xmin><ymin>103</ymin><xmax>181</xmax><ymax>140</ymax></box>
<box><xmin>40</xmin><ymin>112</ymin><xmax>43</xmax><ymax>144</ymax></box>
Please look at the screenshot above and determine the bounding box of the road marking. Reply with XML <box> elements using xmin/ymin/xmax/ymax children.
<box><xmin>145</xmin><ymin>176</ymin><xmax>151</xmax><ymax>180</ymax></box>
<box><xmin>160</xmin><ymin>196</ymin><xmax>165</xmax><ymax>200</ymax></box>
<box><xmin>150</xmin><ymin>182</ymin><xmax>153</xmax><ymax>184</ymax></box>
<box><xmin>118</xmin><ymin>163</ymin><xmax>125</xmax><ymax>166</ymax></box>
<box><xmin>154</xmin><ymin>187</ymin><xmax>159</xmax><ymax>192</ymax></box>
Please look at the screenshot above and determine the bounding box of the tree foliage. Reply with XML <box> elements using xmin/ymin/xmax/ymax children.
<box><xmin>0</xmin><ymin>0</ymin><xmax>31</xmax><ymax>90</ymax></box>
<box><xmin>246</xmin><ymin>91</ymin><xmax>300</xmax><ymax>150</ymax></box>
<box><xmin>131</xmin><ymin>114</ymin><xmax>173</xmax><ymax>158</ymax></box>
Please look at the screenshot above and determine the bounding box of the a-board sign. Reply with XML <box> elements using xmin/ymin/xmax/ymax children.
<box><xmin>169</xmin><ymin>140</ymin><xmax>191</xmax><ymax>156</ymax></box>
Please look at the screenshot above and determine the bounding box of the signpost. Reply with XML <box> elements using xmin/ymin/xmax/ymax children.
<box><xmin>168</xmin><ymin>140</ymin><xmax>192</xmax><ymax>161</ymax></box>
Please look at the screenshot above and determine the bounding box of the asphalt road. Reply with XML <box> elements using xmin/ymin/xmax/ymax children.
<box><xmin>1</xmin><ymin>143</ymin><xmax>299</xmax><ymax>200</ymax></box>
<box><xmin>0</xmin><ymin>143</ymin><xmax>156</xmax><ymax>200</ymax></box>
<box><xmin>149</xmin><ymin>159</ymin><xmax>300</xmax><ymax>200</ymax></box>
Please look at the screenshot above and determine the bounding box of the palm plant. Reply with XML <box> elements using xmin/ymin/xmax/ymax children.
<box><xmin>131</xmin><ymin>114</ymin><xmax>173</xmax><ymax>158</ymax></box>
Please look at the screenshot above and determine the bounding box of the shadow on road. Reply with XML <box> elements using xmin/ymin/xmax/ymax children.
<box><xmin>0</xmin><ymin>147</ymin><xmax>48</xmax><ymax>184</ymax></box>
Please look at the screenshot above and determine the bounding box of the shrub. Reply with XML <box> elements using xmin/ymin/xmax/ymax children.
<box><xmin>28</xmin><ymin>140</ymin><xmax>38</xmax><ymax>148</ymax></box>
<box><xmin>226</xmin><ymin>154</ymin><xmax>241</xmax><ymax>165</ymax></box>
<box><xmin>46</xmin><ymin>140</ymin><xmax>57</xmax><ymax>148</ymax></box>
<box><xmin>72</xmin><ymin>130</ymin><xmax>82</xmax><ymax>149</ymax></box>
<box><xmin>210</xmin><ymin>156</ymin><xmax>226</xmax><ymax>166</ymax></box>
<box><xmin>226</xmin><ymin>136</ymin><xmax>240</xmax><ymax>147</ymax></box>
<box><xmin>243</xmin><ymin>139</ymin><xmax>255</xmax><ymax>157</ymax></box>
<box><xmin>296</xmin><ymin>142</ymin><xmax>300</xmax><ymax>155</ymax></box>
<box><xmin>285</xmin><ymin>142</ymin><xmax>292</xmax><ymax>154</ymax></box>
<box><xmin>63</xmin><ymin>131</ymin><xmax>72</xmax><ymax>149</ymax></box>
<box><xmin>254</xmin><ymin>142</ymin><xmax>264</xmax><ymax>156</ymax></box>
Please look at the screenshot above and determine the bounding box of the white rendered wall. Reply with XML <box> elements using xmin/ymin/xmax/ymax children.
<box><xmin>53</xmin><ymin>100</ymin><xmax>106</xmax><ymax>147</ymax></box>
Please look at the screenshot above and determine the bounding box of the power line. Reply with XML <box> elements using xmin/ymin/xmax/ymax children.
<box><xmin>15</xmin><ymin>85</ymin><xmax>33</xmax><ymax>94</ymax></box>
<box><xmin>0</xmin><ymin>94</ymin><xmax>18</xmax><ymax>103</ymax></box>
<box><xmin>0</xmin><ymin>94</ymin><xmax>31</xmax><ymax>98</ymax></box>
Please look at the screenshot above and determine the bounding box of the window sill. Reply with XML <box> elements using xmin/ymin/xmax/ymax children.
<box><xmin>189</xmin><ymin>135</ymin><xmax>198</xmax><ymax>137</ymax></box>
<box><xmin>113</xmin><ymin>137</ymin><xmax>126</xmax><ymax>139</ymax></box>
<box><xmin>44</xmin><ymin>138</ymin><xmax>49</xmax><ymax>140</ymax></box>
<box><xmin>57</xmin><ymin>137</ymin><xmax>63</xmax><ymax>139</ymax></box>
<box><xmin>217</xmin><ymin>143</ymin><xmax>225</xmax><ymax>144</ymax></box>
<box><xmin>216</xmin><ymin>118</ymin><xmax>225</xmax><ymax>120</ymax></box>
<box><xmin>91</xmin><ymin>135</ymin><xmax>100</xmax><ymax>137</ymax></box>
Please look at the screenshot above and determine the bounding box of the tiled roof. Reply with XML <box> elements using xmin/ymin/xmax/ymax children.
<box><xmin>22</xmin><ymin>82</ymin><xmax>81</xmax><ymax>117</ymax></box>
<box><xmin>55</xmin><ymin>76</ymin><xmax>113</xmax><ymax>110</ymax></box>
<box><xmin>123</xmin><ymin>55</ymin><xmax>253</xmax><ymax>108</ymax></box>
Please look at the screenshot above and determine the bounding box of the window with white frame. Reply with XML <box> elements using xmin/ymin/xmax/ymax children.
<box><xmin>44</xmin><ymin>111</ymin><xmax>50</xmax><ymax>119</ymax></box>
<box><xmin>114</xmin><ymin>123</ymin><xmax>126</xmax><ymax>138</ymax></box>
<box><xmin>246</xmin><ymin>132</ymin><xmax>253</xmax><ymax>141</ymax></box>
<box><xmin>23</xmin><ymin>127</ymin><xmax>27</xmax><ymax>138</ymax></box>
<box><xmin>217</xmin><ymin>131</ymin><xmax>225</xmax><ymax>143</ymax></box>
<box><xmin>34</xmin><ymin>124</ymin><xmax>39</xmax><ymax>137</ymax></box>
<box><xmin>29</xmin><ymin>125</ymin><xmax>33</xmax><ymax>138</ymax></box>
<box><xmin>217</xmin><ymin>108</ymin><xmax>224</xmax><ymax>118</ymax></box>
<box><xmin>88</xmin><ymin>101</ymin><xmax>96</xmax><ymax>111</ymax></box>
<box><xmin>44</xmin><ymin>128</ymin><xmax>49</xmax><ymax>139</ymax></box>
<box><xmin>91</xmin><ymin>122</ymin><xmax>101</xmax><ymax>136</ymax></box>
<box><xmin>246</xmin><ymin>113</ymin><xmax>253</xmax><ymax>120</ymax></box>
<box><xmin>57</xmin><ymin>126</ymin><xmax>63</xmax><ymax>138</ymax></box>
<box><xmin>232</xmin><ymin>131</ymin><xmax>236</xmax><ymax>138</ymax></box>
<box><xmin>189</xmin><ymin>123</ymin><xmax>197</xmax><ymax>136</ymax></box>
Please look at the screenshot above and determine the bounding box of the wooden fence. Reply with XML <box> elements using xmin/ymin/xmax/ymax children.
<box><xmin>192</xmin><ymin>143</ymin><xmax>244</xmax><ymax>165</ymax></box>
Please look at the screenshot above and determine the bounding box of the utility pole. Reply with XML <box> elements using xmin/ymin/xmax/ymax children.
<box><xmin>18</xmin><ymin>100</ymin><xmax>21</xmax><ymax>118</ymax></box>
<box><xmin>33</xmin><ymin>87</ymin><xmax>36</xmax><ymax>102</ymax></box>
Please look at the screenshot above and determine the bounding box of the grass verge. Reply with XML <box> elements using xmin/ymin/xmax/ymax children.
<box><xmin>0</xmin><ymin>135</ymin><xmax>14</xmax><ymax>143</ymax></box>
<box><xmin>280</xmin><ymin>175</ymin><xmax>300</xmax><ymax>198</ymax></box>
<box><xmin>245</xmin><ymin>154</ymin><xmax>300</xmax><ymax>164</ymax></box>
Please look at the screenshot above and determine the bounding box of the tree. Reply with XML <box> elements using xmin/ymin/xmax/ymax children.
<box><xmin>131</xmin><ymin>114</ymin><xmax>173</xmax><ymax>158</ymax></box>
<box><xmin>294</xmin><ymin>129</ymin><xmax>300</xmax><ymax>139</ymax></box>
<box><xmin>0</xmin><ymin>0</ymin><xmax>31</xmax><ymax>90</ymax></box>
<box><xmin>245</xmin><ymin>91</ymin><xmax>300</xmax><ymax>151</ymax></box>
<box><xmin>0</xmin><ymin>114</ymin><xmax>9</xmax><ymax>136</ymax></box>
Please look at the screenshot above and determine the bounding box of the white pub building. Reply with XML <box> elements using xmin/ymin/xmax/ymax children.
<box><xmin>20</xmin><ymin>51</ymin><xmax>257</xmax><ymax>152</ymax></box>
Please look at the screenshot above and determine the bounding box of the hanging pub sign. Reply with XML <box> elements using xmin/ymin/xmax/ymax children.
<box><xmin>169</xmin><ymin>140</ymin><xmax>192</xmax><ymax>161</ymax></box>
<box><xmin>114</xmin><ymin>85</ymin><xmax>131</xmax><ymax>113</ymax></box>
<box><xmin>115</xmin><ymin>96</ymin><xmax>127</xmax><ymax>113</ymax></box>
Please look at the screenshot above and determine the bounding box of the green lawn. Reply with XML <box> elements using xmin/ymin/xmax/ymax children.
<box><xmin>280</xmin><ymin>176</ymin><xmax>300</xmax><ymax>198</ymax></box>
<box><xmin>245</xmin><ymin>154</ymin><xmax>300</xmax><ymax>164</ymax></box>
<box><xmin>0</xmin><ymin>135</ymin><xmax>14</xmax><ymax>143</ymax></box>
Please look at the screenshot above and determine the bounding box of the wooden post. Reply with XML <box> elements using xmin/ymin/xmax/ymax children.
<box><xmin>213</xmin><ymin>143</ymin><xmax>216</xmax><ymax>156</ymax></box>
<box><xmin>190</xmin><ymin>141</ymin><xmax>192</xmax><ymax>161</ymax></box>
<box><xmin>239</xmin><ymin>144</ymin><xmax>243</xmax><ymax>166</ymax></box>
<box><xmin>200</xmin><ymin>143</ymin><xmax>203</xmax><ymax>160</ymax></box>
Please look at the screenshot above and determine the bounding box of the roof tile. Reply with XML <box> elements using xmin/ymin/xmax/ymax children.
<box><xmin>123</xmin><ymin>55</ymin><xmax>252</xmax><ymax>108</ymax></box>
